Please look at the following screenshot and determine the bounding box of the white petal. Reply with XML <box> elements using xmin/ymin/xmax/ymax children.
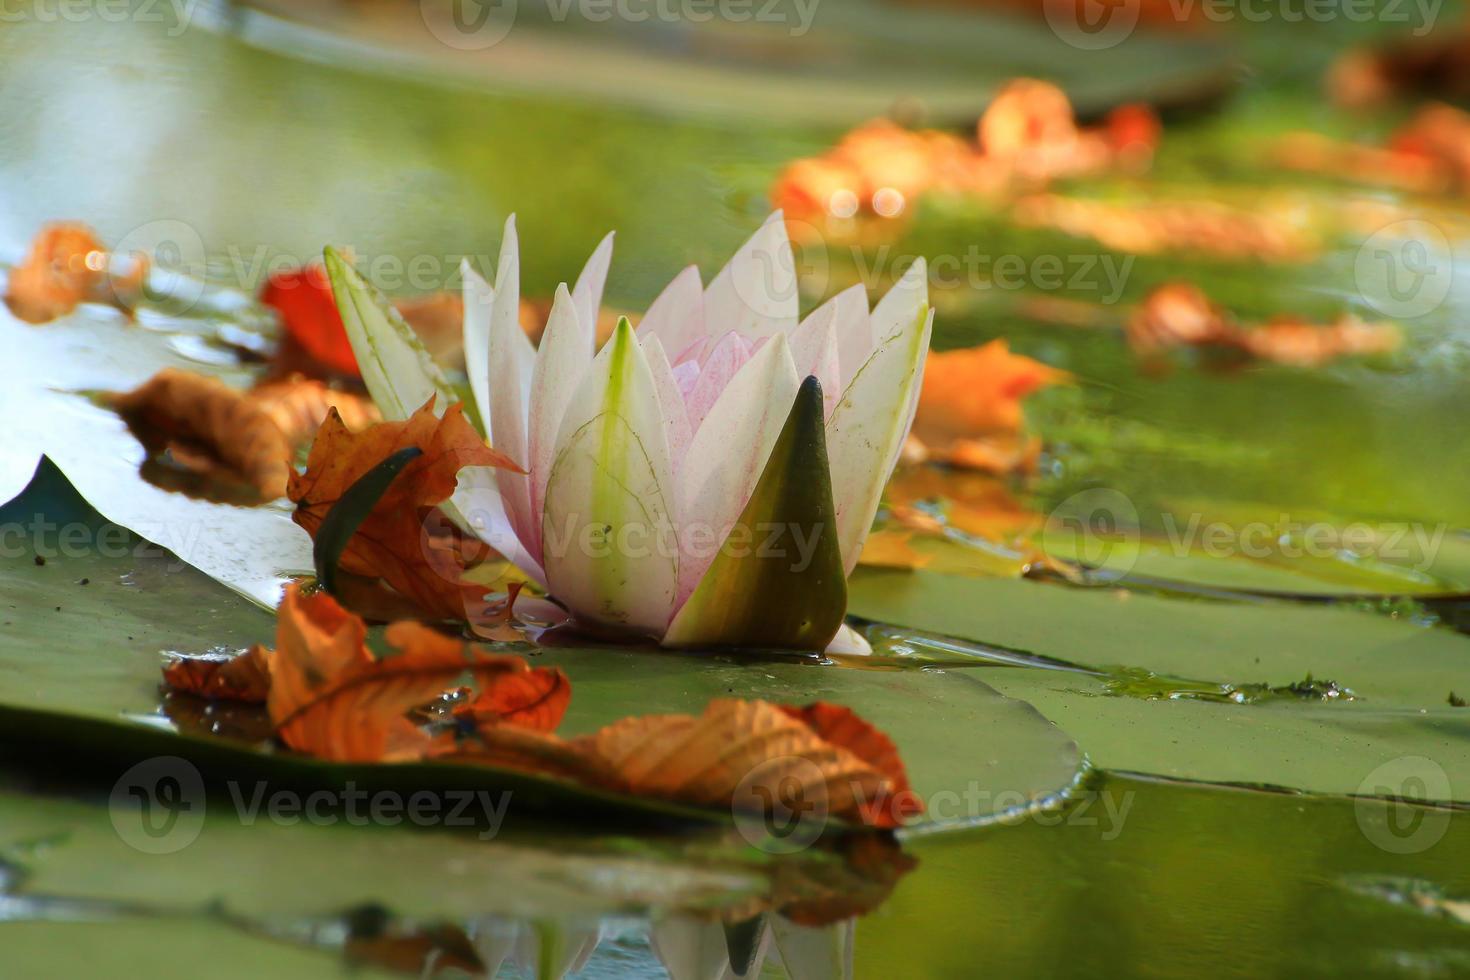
<box><xmin>703</xmin><ymin>211</ymin><xmax>799</xmax><ymax>340</ymax></box>
<box><xmin>324</xmin><ymin>247</ymin><xmax>455</xmax><ymax>422</ymax></box>
<box><xmin>638</xmin><ymin>263</ymin><xmax>705</xmax><ymax>356</ymax></box>
<box><xmin>869</xmin><ymin>257</ymin><xmax>928</xmax><ymax>345</ymax></box>
<box><xmin>641</xmin><ymin>334</ymin><xmax>694</xmax><ymax>479</ymax></box>
<box><xmin>451</xmin><ymin>470</ymin><xmax>546</xmax><ymax>587</ymax></box>
<box><xmin>824</xmin><ymin>623</ymin><xmax>872</xmax><ymax>656</ymax></box>
<box><xmin>826</xmin><ymin>302</ymin><xmax>933</xmax><ymax>576</ymax></box>
<box><xmin>770</xmin><ymin>918</ymin><xmax>854</xmax><ymax>980</ymax></box>
<box><xmin>572</xmin><ymin>231</ymin><xmax>614</xmax><ymax>354</ymax></box>
<box><xmin>543</xmin><ymin>320</ymin><xmax>678</xmax><ymax>636</ymax></box>
<box><xmin>677</xmin><ymin>334</ymin><xmax>800</xmax><ymax>604</ymax></box>
<box><xmin>649</xmin><ymin>917</ymin><xmax>731</xmax><ymax>980</ymax></box>
<box><xmin>527</xmin><ymin>283</ymin><xmax>593</xmax><ymax>556</ymax></box>
<box><xmin>460</xmin><ymin>258</ymin><xmax>493</xmax><ymax>434</ymax></box>
<box><xmin>787</xmin><ymin>302</ymin><xmax>842</xmax><ymax>419</ymax></box>
<box><xmin>487</xmin><ymin>216</ymin><xmax>537</xmax><ymax>559</ymax></box>
<box><xmin>804</xmin><ymin>284</ymin><xmax>873</xmax><ymax>389</ymax></box>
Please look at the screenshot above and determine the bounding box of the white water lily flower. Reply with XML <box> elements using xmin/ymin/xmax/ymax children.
<box><xmin>325</xmin><ymin>212</ymin><xmax>932</xmax><ymax>653</ymax></box>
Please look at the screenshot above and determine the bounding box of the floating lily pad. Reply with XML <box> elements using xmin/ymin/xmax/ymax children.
<box><xmin>0</xmin><ymin>311</ymin><xmax>312</xmax><ymax>609</ymax></box>
<box><xmin>850</xmin><ymin>568</ymin><xmax>1470</xmax><ymax>801</ymax></box>
<box><xmin>0</xmin><ymin>464</ymin><xmax>1084</xmax><ymax>835</ymax></box>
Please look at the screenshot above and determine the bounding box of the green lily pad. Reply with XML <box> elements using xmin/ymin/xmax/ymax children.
<box><xmin>0</xmin><ymin>462</ymin><xmax>1085</xmax><ymax>836</ymax></box>
<box><xmin>0</xmin><ymin>310</ymin><xmax>312</xmax><ymax>609</ymax></box>
<box><xmin>850</xmin><ymin>568</ymin><xmax>1470</xmax><ymax>801</ymax></box>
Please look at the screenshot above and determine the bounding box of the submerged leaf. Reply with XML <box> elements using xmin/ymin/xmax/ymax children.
<box><xmin>162</xmin><ymin>646</ymin><xmax>271</xmax><ymax>703</ymax></box>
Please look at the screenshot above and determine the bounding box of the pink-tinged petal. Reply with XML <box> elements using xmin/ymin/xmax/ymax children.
<box><xmin>487</xmin><ymin>216</ymin><xmax>537</xmax><ymax>560</ymax></box>
<box><xmin>683</xmin><ymin>330</ymin><xmax>752</xmax><ymax>432</ymax></box>
<box><xmin>787</xmin><ymin>304</ymin><xmax>841</xmax><ymax>419</ymax></box>
<box><xmin>869</xmin><ymin>258</ymin><xmax>928</xmax><ymax>345</ymax></box>
<box><xmin>527</xmin><ymin>283</ymin><xmax>593</xmax><ymax>556</ymax></box>
<box><xmin>543</xmin><ymin>320</ymin><xmax>678</xmax><ymax>637</ymax></box>
<box><xmin>676</xmin><ymin>334</ymin><xmax>799</xmax><ymax>605</ymax></box>
<box><xmin>670</xmin><ymin>358</ymin><xmax>701</xmax><ymax>399</ymax></box>
<box><xmin>703</xmin><ymin>211</ymin><xmax>799</xmax><ymax>340</ymax></box>
<box><xmin>826</xmin><ymin>302</ymin><xmax>933</xmax><ymax>576</ymax></box>
<box><xmin>671</xmin><ymin>335</ymin><xmax>709</xmax><ymax>367</ymax></box>
<box><xmin>803</xmin><ymin>283</ymin><xmax>873</xmax><ymax>389</ymax></box>
<box><xmin>641</xmin><ymin>334</ymin><xmax>694</xmax><ymax>479</ymax></box>
<box><xmin>571</xmin><ymin>231</ymin><xmax>614</xmax><ymax>355</ymax></box>
<box><xmin>638</xmin><ymin>264</ymin><xmax>704</xmax><ymax>356</ymax></box>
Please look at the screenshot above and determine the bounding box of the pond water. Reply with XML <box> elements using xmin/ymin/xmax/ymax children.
<box><xmin>2</xmin><ymin>5</ymin><xmax>1469</xmax><ymax>979</ymax></box>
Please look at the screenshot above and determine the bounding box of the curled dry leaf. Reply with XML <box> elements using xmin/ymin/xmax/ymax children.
<box><xmin>110</xmin><ymin>368</ymin><xmax>295</xmax><ymax>502</ymax></box>
<box><xmin>108</xmin><ymin>368</ymin><xmax>377</xmax><ymax>505</ymax></box>
<box><xmin>907</xmin><ymin>340</ymin><xmax>1067</xmax><ymax>472</ymax></box>
<box><xmin>249</xmin><ymin>375</ymin><xmax>380</xmax><ymax>448</ymax></box>
<box><xmin>162</xmin><ymin>646</ymin><xmax>272</xmax><ymax>703</ymax></box>
<box><xmin>1129</xmin><ymin>283</ymin><xmax>1401</xmax><ymax>367</ymax></box>
<box><xmin>266</xmin><ymin>585</ymin><xmax>550</xmax><ymax>763</ymax></box>
<box><xmin>1011</xmin><ymin>193</ymin><xmax>1318</xmax><ymax>261</ymax></box>
<box><xmin>574</xmin><ymin>699</ymin><xmax>921</xmax><ymax>829</ymax></box>
<box><xmin>4</xmin><ymin>222</ymin><xmax>148</xmax><ymax>324</ymax></box>
<box><xmin>771</xmin><ymin>80</ymin><xmax>1159</xmax><ymax>241</ymax></box>
<box><xmin>288</xmin><ymin>399</ymin><xmax>521</xmax><ymax>622</ymax></box>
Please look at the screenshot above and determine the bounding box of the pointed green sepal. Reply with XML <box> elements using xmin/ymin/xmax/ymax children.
<box><xmin>663</xmin><ymin>376</ymin><xmax>847</xmax><ymax>651</ymax></box>
<box><xmin>322</xmin><ymin>246</ymin><xmax>458</xmax><ymax>421</ymax></box>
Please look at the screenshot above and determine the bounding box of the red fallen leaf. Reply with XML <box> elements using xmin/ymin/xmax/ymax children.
<box><xmin>261</xmin><ymin>265</ymin><xmax>359</xmax><ymax>377</ymax></box>
<box><xmin>288</xmin><ymin>400</ymin><xmax>521</xmax><ymax>621</ymax></box>
<box><xmin>162</xmin><ymin>646</ymin><xmax>271</xmax><ymax>703</ymax></box>
<box><xmin>266</xmin><ymin>585</ymin><xmax>535</xmax><ymax>762</ymax></box>
<box><xmin>4</xmin><ymin>222</ymin><xmax>148</xmax><ymax>324</ymax></box>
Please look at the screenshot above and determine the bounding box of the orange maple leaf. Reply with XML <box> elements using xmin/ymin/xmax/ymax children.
<box><xmin>265</xmin><ymin>585</ymin><xmax>547</xmax><ymax>763</ymax></box>
<box><xmin>909</xmin><ymin>340</ymin><xmax>1067</xmax><ymax>471</ymax></box>
<box><xmin>573</xmin><ymin>699</ymin><xmax>920</xmax><ymax>829</ymax></box>
<box><xmin>288</xmin><ymin>400</ymin><xmax>521</xmax><ymax>621</ymax></box>
<box><xmin>452</xmin><ymin>663</ymin><xmax>571</xmax><ymax>733</ymax></box>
